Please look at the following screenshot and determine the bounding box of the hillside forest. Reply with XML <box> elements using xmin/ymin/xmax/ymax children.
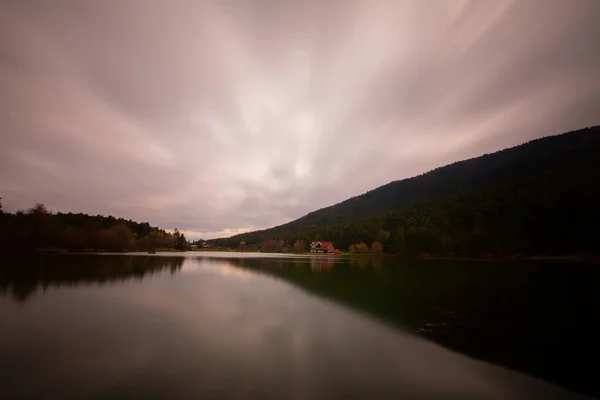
<box><xmin>212</xmin><ymin>126</ymin><xmax>600</xmax><ymax>258</ymax></box>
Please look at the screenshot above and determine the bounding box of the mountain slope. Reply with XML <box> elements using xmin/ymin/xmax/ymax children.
<box><xmin>213</xmin><ymin>126</ymin><xmax>600</xmax><ymax>256</ymax></box>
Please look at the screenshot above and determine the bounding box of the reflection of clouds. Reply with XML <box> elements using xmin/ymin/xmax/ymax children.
<box><xmin>0</xmin><ymin>257</ymin><xmax>588</xmax><ymax>399</ymax></box>
<box><xmin>179</xmin><ymin>258</ymin><xmax>252</xmax><ymax>278</ymax></box>
<box><xmin>179</xmin><ymin>260</ymin><xmax>203</xmax><ymax>274</ymax></box>
<box><xmin>217</xmin><ymin>263</ymin><xmax>252</xmax><ymax>279</ymax></box>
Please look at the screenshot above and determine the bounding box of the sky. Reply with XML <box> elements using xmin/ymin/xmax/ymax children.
<box><xmin>1</xmin><ymin>0</ymin><xmax>599</xmax><ymax>240</ymax></box>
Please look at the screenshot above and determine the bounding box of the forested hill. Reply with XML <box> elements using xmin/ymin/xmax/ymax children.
<box><xmin>212</xmin><ymin>126</ymin><xmax>600</xmax><ymax>256</ymax></box>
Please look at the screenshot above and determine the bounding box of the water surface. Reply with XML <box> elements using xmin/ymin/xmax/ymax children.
<box><xmin>0</xmin><ymin>253</ymin><xmax>597</xmax><ymax>399</ymax></box>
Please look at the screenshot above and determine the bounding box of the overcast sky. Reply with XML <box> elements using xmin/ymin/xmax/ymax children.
<box><xmin>1</xmin><ymin>0</ymin><xmax>599</xmax><ymax>239</ymax></box>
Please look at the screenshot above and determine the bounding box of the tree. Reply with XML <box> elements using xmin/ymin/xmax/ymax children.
<box><xmin>99</xmin><ymin>224</ymin><xmax>134</xmax><ymax>251</ymax></box>
<box><xmin>239</xmin><ymin>241</ymin><xmax>247</xmax><ymax>251</ymax></box>
<box><xmin>174</xmin><ymin>229</ymin><xmax>188</xmax><ymax>251</ymax></box>
<box><xmin>260</xmin><ymin>239</ymin><xmax>283</xmax><ymax>253</ymax></box>
<box><xmin>392</xmin><ymin>228</ymin><xmax>408</xmax><ymax>254</ymax></box>
<box><xmin>147</xmin><ymin>230</ymin><xmax>158</xmax><ymax>253</ymax></box>
<box><xmin>81</xmin><ymin>222</ymin><xmax>102</xmax><ymax>251</ymax></box>
<box><xmin>26</xmin><ymin>203</ymin><xmax>52</xmax><ymax>250</ymax></box>
<box><xmin>28</xmin><ymin>203</ymin><xmax>50</xmax><ymax>215</ymax></box>
<box><xmin>113</xmin><ymin>224</ymin><xmax>135</xmax><ymax>251</ymax></box>
<box><xmin>136</xmin><ymin>235</ymin><xmax>148</xmax><ymax>252</ymax></box>
<box><xmin>376</xmin><ymin>229</ymin><xmax>390</xmax><ymax>244</ymax></box>
<box><xmin>354</xmin><ymin>242</ymin><xmax>369</xmax><ymax>254</ymax></box>
<box><xmin>371</xmin><ymin>241</ymin><xmax>383</xmax><ymax>254</ymax></box>
<box><xmin>349</xmin><ymin>244</ymin><xmax>356</xmax><ymax>255</ymax></box>
<box><xmin>162</xmin><ymin>231</ymin><xmax>176</xmax><ymax>248</ymax></box>
<box><xmin>293</xmin><ymin>240</ymin><xmax>306</xmax><ymax>253</ymax></box>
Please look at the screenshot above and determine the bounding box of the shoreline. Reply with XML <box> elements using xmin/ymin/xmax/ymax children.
<box><xmin>12</xmin><ymin>248</ymin><xmax>599</xmax><ymax>262</ymax></box>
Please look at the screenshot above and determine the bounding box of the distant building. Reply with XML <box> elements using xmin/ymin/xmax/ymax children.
<box><xmin>309</xmin><ymin>241</ymin><xmax>335</xmax><ymax>253</ymax></box>
<box><xmin>201</xmin><ymin>241</ymin><xmax>211</xmax><ymax>248</ymax></box>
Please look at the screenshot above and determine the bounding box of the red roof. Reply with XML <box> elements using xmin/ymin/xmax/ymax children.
<box><xmin>312</xmin><ymin>241</ymin><xmax>334</xmax><ymax>249</ymax></box>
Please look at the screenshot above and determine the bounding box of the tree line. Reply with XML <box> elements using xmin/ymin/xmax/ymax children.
<box><xmin>0</xmin><ymin>201</ymin><xmax>190</xmax><ymax>254</ymax></box>
<box><xmin>241</xmin><ymin>238</ymin><xmax>383</xmax><ymax>255</ymax></box>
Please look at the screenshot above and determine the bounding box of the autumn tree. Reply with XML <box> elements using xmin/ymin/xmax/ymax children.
<box><xmin>116</xmin><ymin>224</ymin><xmax>135</xmax><ymax>250</ymax></box>
<box><xmin>99</xmin><ymin>224</ymin><xmax>134</xmax><ymax>251</ymax></box>
<box><xmin>293</xmin><ymin>240</ymin><xmax>306</xmax><ymax>253</ymax></box>
<box><xmin>353</xmin><ymin>242</ymin><xmax>369</xmax><ymax>254</ymax></box>
<box><xmin>349</xmin><ymin>244</ymin><xmax>356</xmax><ymax>255</ymax></box>
<box><xmin>371</xmin><ymin>241</ymin><xmax>383</xmax><ymax>254</ymax></box>
<box><xmin>260</xmin><ymin>239</ymin><xmax>283</xmax><ymax>253</ymax></box>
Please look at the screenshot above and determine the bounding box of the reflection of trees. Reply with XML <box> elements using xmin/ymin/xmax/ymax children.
<box><xmin>225</xmin><ymin>256</ymin><xmax>600</xmax><ymax>399</ymax></box>
<box><xmin>348</xmin><ymin>255</ymin><xmax>384</xmax><ymax>270</ymax></box>
<box><xmin>0</xmin><ymin>255</ymin><xmax>184</xmax><ymax>303</ymax></box>
<box><xmin>309</xmin><ymin>256</ymin><xmax>335</xmax><ymax>271</ymax></box>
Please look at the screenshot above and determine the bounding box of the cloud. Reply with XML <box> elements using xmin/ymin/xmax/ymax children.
<box><xmin>1</xmin><ymin>0</ymin><xmax>599</xmax><ymax>239</ymax></box>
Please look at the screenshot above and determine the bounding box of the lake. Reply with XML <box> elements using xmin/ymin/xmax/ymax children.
<box><xmin>0</xmin><ymin>253</ymin><xmax>598</xmax><ymax>399</ymax></box>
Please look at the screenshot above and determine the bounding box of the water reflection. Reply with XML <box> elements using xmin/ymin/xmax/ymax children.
<box><xmin>0</xmin><ymin>254</ymin><xmax>183</xmax><ymax>302</ymax></box>
<box><xmin>309</xmin><ymin>256</ymin><xmax>335</xmax><ymax>270</ymax></box>
<box><xmin>0</xmin><ymin>254</ymin><xmax>597</xmax><ymax>399</ymax></box>
<box><xmin>227</xmin><ymin>256</ymin><xmax>600</xmax><ymax>399</ymax></box>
